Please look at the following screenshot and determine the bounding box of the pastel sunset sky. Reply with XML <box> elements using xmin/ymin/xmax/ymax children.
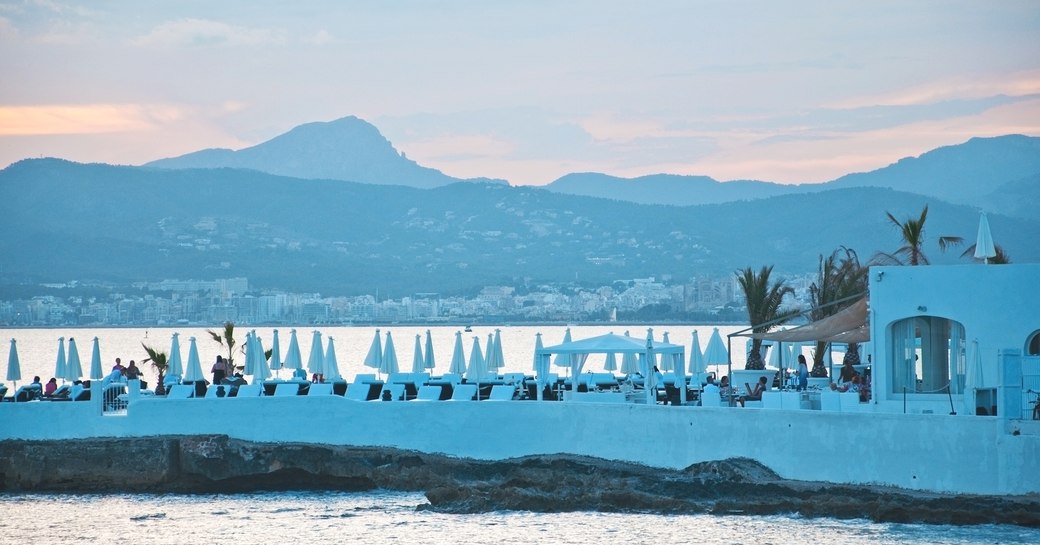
<box><xmin>1</xmin><ymin>1</ymin><xmax>1038</xmax><ymax>185</ymax></box>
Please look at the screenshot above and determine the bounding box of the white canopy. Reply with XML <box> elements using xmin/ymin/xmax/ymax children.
<box><xmin>536</xmin><ymin>331</ymin><xmax>687</xmax><ymax>404</ymax></box>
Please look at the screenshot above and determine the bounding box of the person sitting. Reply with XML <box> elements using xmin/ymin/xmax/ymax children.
<box><xmin>839</xmin><ymin>360</ymin><xmax>858</xmax><ymax>384</ymax></box>
<box><xmin>739</xmin><ymin>376</ymin><xmax>767</xmax><ymax>407</ymax></box>
<box><xmin>702</xmin><ymin>375</ymin><xmax>720</xmax><ymax>396</ymax></box>
<box><xmin>44</xmin><ymin>377</ymin><xmax>58</xmax><ymax>396</ymax></box>
<box><xmin>112</xmin><ymin>358</ymin><xmax>126</xmax><ymax>376</ymax></box>
<box><xmin>830</xmin><ymin>375</ymin><xmax>863</xmax><ymax>393</ymax></box>
<box><xmin>292</xmin><ymin>367</ymin><xmax>307</xmax><ymax>381</ymax></box>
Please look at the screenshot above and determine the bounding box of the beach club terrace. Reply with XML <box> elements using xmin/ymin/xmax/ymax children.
<box><xmin>1</xmin><ymin>264</ymin><xmax>1038</xmax><ymax>496</ymax></box>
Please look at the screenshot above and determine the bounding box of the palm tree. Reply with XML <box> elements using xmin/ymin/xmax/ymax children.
<box><xmin>874</xmin><ymin>205</ymin><xmax>962</xmax><ymax>266</ymax></box>
<box><xmin>207</xmin><ymin>321</ymin><xmax>238</xmax><ymax>374</ymax></box>
<box><xmin>141</xmin><ymin>343</ymin><xmax>169</xmax><ymax>395</ymax></box>
<box><xmin>808</xmin><ymin>247</ymin><xmax>868</xmax><ymax>377</ymax></box>
<box><xmin>736</xmin><ymin>265</ymin><xmax>796</xmax><ymax>370</ymax></box>
<box><xmin>959</xmin><ymin>243</ymin><xmax>1012</xmax><ymax>264</ymax></box>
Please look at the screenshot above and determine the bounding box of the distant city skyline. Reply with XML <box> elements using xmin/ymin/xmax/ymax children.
<box><xmin>1</xmin><ymin>1</ymin><xmax>1038</xmax><ymax>185</ymax></box>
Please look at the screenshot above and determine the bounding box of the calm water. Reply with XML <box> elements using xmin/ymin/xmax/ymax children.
<box><xmin>3</xmin><ymin>324</ymin><xmax>754</xmax><ymax>386</ymax></box>
<box><xmin>1</xmin><ymin>490</ymin><xmax>1036</xmax><ymax>545</ymax></box>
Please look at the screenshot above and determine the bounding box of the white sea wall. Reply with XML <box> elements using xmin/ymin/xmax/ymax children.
<box><xmin>2</xmin><ymin>396</ymin><xmax>1037</xmax><ymax>496</ymax></box>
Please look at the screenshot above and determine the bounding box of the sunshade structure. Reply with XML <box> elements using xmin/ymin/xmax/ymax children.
<box><xmin>269</xmin><ymin>329</ymin><xmax>283</xmax><ymax>377</ymax></box>
<box><xmin>283</xmin><ymin>329</ymin><xmax>303</xmax><ymax>375</ymax></box>
<box><xmin>536</xmin><ymin>331</ymin><xmax>686</xmax><ymax>405</ymax></box>
<box><xmin>552</xmin><ymin>328</ymin><xmax>574</xmax><ymax>369</ymax></box>
<box><xmin>689</xmin><ymin>330</ymin><xmax>706</xmax><ymax>383</ymax></box>
<box><xmin>183</xmin><ymin>337</ymin><xmax>206</xmax><ymax>383</ymax></box>
<box><xmin>363</xmin><ymin>329</ymin><xmax>382</xmax><ymax>371</ymax></box>
<box><xmin>251</xmin><ymin>332</ymin><xmax>272</xmax><ymax>382</ymax></box>
<box><xmin>703</xmin><ymin>328</ymin><xmax>729</xmax><ymax>372</ymax></box>
<box><xmin>65</xmin><ymin>337</ymin><xmax>83</xmax><ymax>382</ymax></box>
<box><xmin>380</xmin><ymin>331</ymin><xmax>400</xmax><ymax>376</ymax></box>
<box><xmin>324</xmin><ymin>337</ymin><xmax>342</xmax><ymax>382</ymax></box>
<box><xmin>89</xmin><ymin>336</ymin><xmax>104</xmax><ymax>381</ymax></box>
<box><xmin>423</xmin><ymin>330</ymin><xmax>436</xmax><ymax>371</ymax></box>
<box><xmin>974</xmin><ymin>212</ymin><xmax>996</xmax><ymax>263</ymax></box>
<box><xmin>531</xmin><ymin>332</ymin><xmax>545</xmax><ymax>375</ymax></box>
<box><xmin>751</xmin><ymin>298</ymin><xmax>870</xmax><ymax>344</ymax></box>
<box><xmin>306</xmin><ymin>330</ymin><xmax>324</xmax><ymax>379</ymax></box>
<box><xmin>620</xmin><ymin>331</ymin><xmax>639</xmax><ymax>375</ymax></box>
<box><xmin>6</xmin><ymin>339</ymin><xmax>21</xmax><ymax>387</ymax></box>
<box><xmin>448</xmin><ymin>331</ymin><xmax>466</xmax><ymax>375</ymax></box>
<box><xmin>465</xmin><ymin>336</ymin><xmax>488</xmax><ymax>383</ymax></box>
<box><xmin>604</xmin><ymin>351</ymin><xmax>618</xmax><ymax>372</ymax></box>
<box><xmin>167</xmin><ymin>333</ymin><xmax>184</xmax><ymax>379</ymax></box>
<box><xmin>411</xmin><ymin>334</ymin><xmax>425</xmax><ymax>374</ymax></box>
<box><xmin>489</xmin><ymin>329</ymin><xmax>505</xmax><ymax>374</ymax></box>
<box><xmin>659</xmin><ymin>332</ymin><xmax>675</xmax><ymax>372</ymax></box>
<box><xmin>53</xmin><ymin>337</ymin><xmax>67</xmax><ymax>383</ymax></box>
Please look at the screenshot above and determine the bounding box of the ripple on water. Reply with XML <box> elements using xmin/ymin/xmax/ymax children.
<box><xmin>1</xmin><ymin>491</ymin><xmax>1037</xmax><ymax>545</ymax></box>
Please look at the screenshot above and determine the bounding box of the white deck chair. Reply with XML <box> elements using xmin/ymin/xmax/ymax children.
<box><xmin>414</xmin><ymin>384</ymin><xmax>443</xmax><ymax>401</ymax></box>
<box><xmin>346</xmin><ymin>382</ymin><xmax>374</xmax><ymax>401</ymax></box>
<box><xmin>381</xmin><ymin>383</ymin><xmax>405</xmax><ymax>401</ymax></box>
<box><xmin>488</xmin><ymin>384</ymin><xmax>516</xmax><ymax>401</ymax></box>
<box><xmin>450</xmin><ymin>383</ymin><xmax>478</xmax><ymax>401</ymax></box>
<box><xmin>308</xmin><ymin>383</ymin><xmax>334</xmax><ymax>396</ymax></box>
<box><xmin>205</xmin><ymin>384</ymin><xmax>232</xmax><ymax>398</ymax></box>
<box><xmin>274</xmin><ymin>383</ymin><xmax>300</xmax><ymax>397</ymax></box>
<box><xmin>166</xmin><ymin>384</ymin><xmax>194</xmax><ymax>399</ymax></box>
<box><xmin>235</xmin><ymin>384</ymin><xmax>262</xmax><ymax>397</ymax></box>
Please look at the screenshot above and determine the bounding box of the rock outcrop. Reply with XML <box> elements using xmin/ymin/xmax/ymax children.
<box><xmin>1</xmin><ymin>436</ymin><xmax>1036</xmax><ymax>527</ymax></box>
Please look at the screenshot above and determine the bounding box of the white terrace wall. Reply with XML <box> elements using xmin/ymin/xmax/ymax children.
<box><xmin>2</xmin><ymin>396</ymin><xmax>1037</xmax><ymax>496</ymax></box>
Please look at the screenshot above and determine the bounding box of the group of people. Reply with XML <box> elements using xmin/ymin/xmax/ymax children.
<box><xmin>830</xmin><ymin>359</ymin><xmax>871</xmax><ymax>402</ymax></box>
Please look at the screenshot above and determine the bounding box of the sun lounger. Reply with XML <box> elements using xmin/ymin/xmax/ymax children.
<box><xmin>413</xmin><ymin>384</ymin><xmax>443</xmax><ymax>401</ymax></box>
<box><xmin>346</xmin><ymin>382</ymin><xmax>375</xmax><ymax>401</ymax></box>
<box><xmin>273</xmin><ymin>383</ymin><xmax>301</xmax><ymax>397</ymax></box>
<box><xmin>205</xmin><ymin>384</ymin><xmax>232</xmax><ymax>398</ymax></box>
<box><xmin>234</xmin><ymin>384</ymin><xmax>262</xmax><ymax>397</ymax></box>
<box><xmin>380</xmin><ymin>383</ymin><xmax>405</xmax><ymax>401</ymax></box>
<box><xmin>488</xmin><ymin>384</ymin><xmax>516</xmax><ymax>401</ymax></box>
<box><xmin>450</xmin><ymin>383</ymin><xmax>478</xmax><ymax>401</ymax></box>
<box><xmin>308</xmin><ymin>383</ymin><xmax>334</xmax><ymax>396</ymax></box>
<box><xmin>14</xmin><ymin>385</ymin><xmax>41</xmax><ymax>402</ymax></box>
<box><xmin>166</xmin><ymin>384</ymin><xmax>195</xmax><ymax>399</ymax></box>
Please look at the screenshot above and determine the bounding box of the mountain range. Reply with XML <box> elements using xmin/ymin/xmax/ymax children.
<box><xmin>1</xmin><ymin>116</ymin><xmax>1038</xmax><ymax>297</ymax></box>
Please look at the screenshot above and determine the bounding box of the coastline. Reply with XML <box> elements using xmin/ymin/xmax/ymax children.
<box><xmin>1</xmin><ymin>435</ymin><xmax>1037</xmax><ymax>528</ymax></box>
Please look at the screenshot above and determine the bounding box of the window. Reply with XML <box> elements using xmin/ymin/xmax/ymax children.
<box><xmin>889</xmin><ymin>316</ymin><xmax>965</xmax><ymax>394</ymax></box>
<box><xmin>1027</xmin><ymin>330</ymin><xmax>1040</xmax><ymax>356</ymax></box>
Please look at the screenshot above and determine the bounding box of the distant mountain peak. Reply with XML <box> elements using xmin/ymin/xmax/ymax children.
<box><xmin>145</xmin><ymin>115</ymin><xmax>480</xmax><ymax>189</ymax></box>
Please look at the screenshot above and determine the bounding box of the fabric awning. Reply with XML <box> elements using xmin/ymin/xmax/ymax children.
<box><xmin>751</xmin><ymin>298</ymin><xmax>869</xmax><ymax>343</ymax></box>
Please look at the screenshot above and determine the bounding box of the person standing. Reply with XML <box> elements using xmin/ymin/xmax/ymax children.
<box><xmin>796</xmin><ymin>354</ymin><xmax>809</xmax><ymax>391</ymax></box>
<box><xmin>211</xmin><ymin>355</ymin><xmax>228</xmax><ymax>385</ymax></box>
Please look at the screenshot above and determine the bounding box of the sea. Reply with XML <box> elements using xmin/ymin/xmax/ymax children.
<box><xmin>3</xmin><ymin>325</ymin><xmax>1039</xmax><ymax>544</ymax></box>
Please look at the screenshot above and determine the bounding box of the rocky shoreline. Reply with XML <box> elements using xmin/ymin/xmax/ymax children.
<box><xmin>1</xmin><ymin>435</ymin><xmax>1037</xmax><ymax>527</ymax></box>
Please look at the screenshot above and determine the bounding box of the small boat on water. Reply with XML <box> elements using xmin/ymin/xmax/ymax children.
<box><xmin>1</xmin><ymin>264</ymin><xmax>1038</xmax><ymax>498</ymax></box>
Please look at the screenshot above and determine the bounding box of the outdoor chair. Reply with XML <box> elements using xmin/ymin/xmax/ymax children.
<box><xmin>413</xmin><ymin>384</ymin><xmax>443</xmax><ymax>401</ymax></box>
<box><xmin>488</xmin><ymin>384</ymin><xmax>516</xmax><ymax>401</ymax></box>
<box><xmin>699</xmin><ymin>391</ymin><xmax>721</xmax><ymax>407</ymax></box>
<box><xmin>308</xmin><ymin>383</ymin><xmax>334</xmax><ymax>396</ymax></box>
<box><xmin>166</xmin><ymin>384</ymin><xmax>195</xmax><ymax>399</ymax></box>
<box><xmin>345</xmin><ymin>382</ymin><xmax>374</xmax><ymax>401</ymax></box>
<box><xmin>450</xmin><ymin>383</ymin><xmax>478</xmax><ymax>401</ymax></box>
<box><xmin>234</xmin><ymin>384</ymin><xmax>262</xmax><ymax>397</ymax></box>
<box><xmin>274</xmin><ymin>383</ymin><xmax>301</xmax><ymax>397</ymax></box>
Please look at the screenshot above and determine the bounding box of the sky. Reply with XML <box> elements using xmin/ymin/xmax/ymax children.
<box><xmin>1</xmin><ymin>1</ymin><xmax>1038</xmax><ymax>186</ymax></box>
